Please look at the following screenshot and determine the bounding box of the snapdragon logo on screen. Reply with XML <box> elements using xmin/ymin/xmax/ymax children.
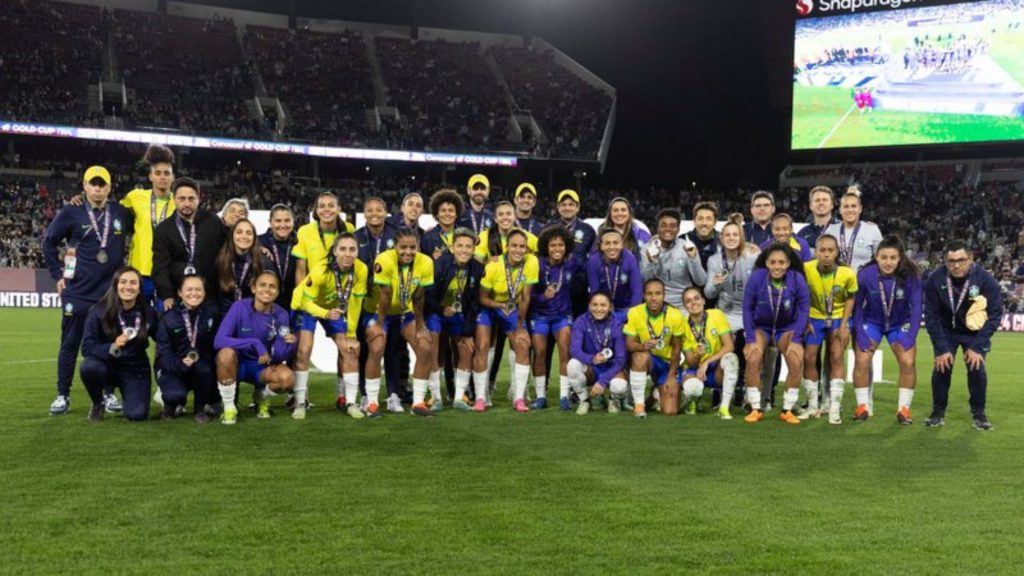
<box><xmin>797</xmin><ymin>0</ymin><xmax>922</xmax><ymax>15</ymax></box>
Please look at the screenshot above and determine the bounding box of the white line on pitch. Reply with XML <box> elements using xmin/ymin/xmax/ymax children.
<box><xmin>818</xmin><ymin>103</ymin><xmax>857</xmax><ymax>149</ymax></box>
<box><xmin>2</xmin><ymin>359</ymin><xmax>56</xmax><ymax>365</ymax></box>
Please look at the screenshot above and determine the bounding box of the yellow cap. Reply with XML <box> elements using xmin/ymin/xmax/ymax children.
<box><xmin>515</xmin><ymin>183</ymin><xmax>537</xmax><ymax>199</ymax></box>
<box><xmin>83</xmin><ymin>165</ymin><xmax>111</xmax><ymax>187</ymax></box>
<box><xmin>468</xmin><ymin>174</ymin><xmax>490</xmax><ymax>191</ymax></box>
<box><xmin>557</xmin><ymin>189</ymin><xmax>580</xmax><ymax>204</ymax></box>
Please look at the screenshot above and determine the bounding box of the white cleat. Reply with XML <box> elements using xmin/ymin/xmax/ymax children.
<box><xmin>828</xmin><ymin>404</ymin><xmax>842</xmax><ymax>425</ymax></box>
<box><xmin>386</xmin><ymin>393</ymin><xmax>404</xmax><ymax>413</ymax></box>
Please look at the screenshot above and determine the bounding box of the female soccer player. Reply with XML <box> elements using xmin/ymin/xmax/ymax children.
<box><xmin>801</xmin><ymin>234</ymin><xmax>857</xmax><ymax>422</ymax></box>
<box><xmin>215</xmin><ymin>219</ymin><xmax>270</xmax><ymax>316</ymax></box>
<box><xmin>851</xmin><ymin>235</ymin><xmax>923</xmax><ymax>425</ymax></box>
<box><xmin>680</xmin><ymin>287</ymin><xmax>739</xmax><ymax>419</ymax></box>
<box><xmin>156</xmin><ymin>274</ymin><xmax>218</xmax><ymax>423</ymax></box>
<box><xmin>425</xmin><ymin>228</ymin><xmax>485</xmax><ymax>411</ymax></box>
<box><xmin>624</xmin><ymin>279</ymin><xmax>686</xmax><ymax>418</ymax></box>
<box><xmin>422</xmin><ymin>189</ymin><xmax>464</xmax><ymax>259</ymax></box>
<box><xmin>705</xmin><ymin>214</ymin><xmax>760</xmax><ymax>408</ymax></box>
<box><xmin>79</xmin><ymin>267</ymin><xmax>157</xmax><ymax>422</ymax></box>
<box><xmin>475</xmin><ymin>201</ymin><xmax>538</xmax><ymax>262</ymax></box>
<box><xmin>599</xmin><ymin>197</ymin><xmax>650</xmax><ymax>258</ymax></box>
<box><xmin>120</xmin><ymin>144</ymin><xmax>176</xmax><ymax>308</ymax></box>
<box><xmin>823</xmin><ymin>186</ymin><xmax>883</xmax><ymax>272</ymax></box>
<box><xmin>293</xmin><ymin>233</ymin><xmax>368</xmax><ymax>419</ymax></box>
<box><xmin>259</xmin><ymin>204</ymin><xmax>298</xmax><ymax>311</ymax></box>
<box><xmin>214</xmin><ymin>271</ymin><xmax>297</xmax><ymax>424</ymax></box>
<box><xmin>742</xmin><ymin>243</ymin><xmax>810</xmax><ymax>424</ymax></box>
<box><xmin>568</xmin><ymin>291</ymin><xmax>628</xmax><ymax>415</ymax></box>
<box><xmin>475</xmin><ymin>229</ymin><xmax>538</xmax><ymax>412</ymax></box>
<box><xmin>293</xmin><ymin>191</ymin><xmax>356</xmax><ymax>287</ymax></box>
<box><xmin>366</xmin><ymin>228</ymin><xmax>435</xmax><ymax>416</ymax></box>
<box><xmin>640</xmin><ymin>208</ymin><xmax>706</xmax><ymax>309</ymax></box>
<box><xmin>529</xmin><ymin>226</ymin><xmax>577</xmax><ymax>410</ymax></box>
<box><xmin>587</xmin><ymin>228</ymin><xmax>643</xmax><ymax>322</ymax></box>
<box><xmin>763</xmin><ymin>213</ymin><xmax>813</xmax><ymax>262</ymax></box>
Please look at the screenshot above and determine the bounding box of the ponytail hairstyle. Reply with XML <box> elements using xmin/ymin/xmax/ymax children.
<box><xmin>876</xmin><ymin>234</ymin><xmax>921</xmax><ymax>281</ymax></box>
<box><xmin>753</xmin><ymin>242</ymin><xmax>806</xmax><ymax>279</ymax></box>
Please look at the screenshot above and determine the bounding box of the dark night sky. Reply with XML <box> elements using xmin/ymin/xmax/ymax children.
<box><xmin>189</xmin><ymin>0</ymin><xmax>797</xmax><ymax>189</ymax></box>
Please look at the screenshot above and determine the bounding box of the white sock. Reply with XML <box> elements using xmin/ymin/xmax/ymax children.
<box><xmin>507</xmin><ymin>349</ymin><xmax>517</xmax><ymax>376</ymax></box>
<box><xmin>571</xmin><ymin>376</ymin><xmax>590</xmax><ymax>401</ymax></box>
<box><xmin>473</xmin><ymin>371</ymin><xmax>488</xmax><ymax>402</ymax></box>
<box><xmin>413</xmin><ymin>378</ymin><xmax>427</xmax><ymax>405</ymax></box>
<box><xmin>343</xmin><ymin>372</ymin><xmax>358</xmax><ymax>405</ymax></box>
<box><xmin>293</xmin><ymin>371</ymin><xmax>309</xmax><ymax>406</ymax></box>
<box><xmin>829</xmin><ymin>379</ymin><xmax>845</xmax><ymax>407</ymax></box>
<box><xmin>486</xmin><ymin>347</ymin><xmax>495</xmax><ymax>375</ymax></box>
<box><xmin>855</xmin><ymin>387</ymin><xmax>870</xmax><ymax>407</ymax></box>
<box><xmin>747</xmin><ymin>388</ymin><xmax>762</xmax><ymax>411</ymax></box>
<box><xmin>454</xmin><ymin>370</ymin><xmax>471</xmax><ymax>401</ymax></box>
<box><xmin>558</xmin><ymin>373</ymin><xmax>570</xmax><ymax>399</ymax></box>
<box><xmin>365</xmin><ymin>377</ymin><xmax>381</xmax><ymax>406</ymax></box>
<box><xmin>721</xmin><ymin>360</ymin><xmax>738</xmax><ymax>408</ymax></box>
<box><xmin>898</xmin><ymin>387</ymin><xmax>914</xmax><ymax>409</ymax></box>
<box><xmin>802</xmin><ymin>378</ymin><xmax>818</xmax><ymax>410</ymax></box>
<box><xmin>783</xmin><ymin>387</ymin><xmax>800</xmax><ymax>411</ymax></box>
<box><xmin>629</xmin><ymin>370</ymin><xmax>647</xmax><ymax>407</ymax></box>
<box><xmin>218</xmin><ymin>380</ymin><xmax>237</xmax><ymax>407</ymax></box>
<box><xmin>337</xmin><ymin>376</ymin><xmax>346</xmax><ymax>399</ymax></box>
<box><xmin>428</xmin><ymin>370</ymin><xmax>442</xmax><ymax>402</ymax></box>
<box><xmin>513</xmin><ymin>363</ymin><xmax>529</xmax><ymax>401</ymax></box>
<box><xmin>534</xmin><ymin>375</ymin><xmax>547</xmax><ymax>399</ymax></box>
<box><xmin>262</xmin><ymin>386</ymin><xmax>278</xmax><ymax>399</ymax></box>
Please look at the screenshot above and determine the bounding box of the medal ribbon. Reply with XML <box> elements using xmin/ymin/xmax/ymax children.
<box><xmin>181</xmin><ymin>306</ymin><xmax>199</xmax><ymax>350</ymax></box>
<box><xmin>333</xmin><ymin>264</ymin><xmax>355</xmax><ymax>315</ymax></box>
<box><xmin>504</xmin><ymin>255</ymin><xmax>526</xmax><ymax>306</ymax></box>
<box><xmin>175</xmin><ymin>215</ymin><xmax>197</xmax><ymax>266</ymax></box>
<box><xmin>85</xmin><ymin>203</ymin><xmax>111</xmax><ymax>251</ymax></box>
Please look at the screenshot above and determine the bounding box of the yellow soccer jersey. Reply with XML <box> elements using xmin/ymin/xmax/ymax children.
<box><xmin>474</xmin><ymin>228</ymin><xmax>539</xmax><ymax>261</ymax></box>
<box><xmin>373</xmin><ymin>250</ymin><xmax>434</xmax><ymax>315</ymax></box>
<box><xmin>442</xmin><ymin>268</ymin><xmax>472</xmax><ymax>309</ymax></box>
<box><xmin>481</xmin><ymin>254</ymin><xmax>539</xmax><ymax>304</ymax></box>
<box><xmin>682</xmin><ymin>308</ymin><xmax>732</xmax><ymax>362</ymax></box>
<box><xmin>292</xmin><ymin>220</ymin><xmax>356</xmax><ymax>281</ymax></box>
<box><xmin>121</xmin><ymin>188</ymin><xmax>175</xmax><ymax>276</ymax></box>
<box><xmin>295</xmin><ymin>260</ymin><xmax>368</xmax><ymax>337</ymax></box>
<box><xmin>803</xmin><ymin>261</ymin><xmax>858</xmax><ymax>320</ymax></box>
<box><xmin>623</xmin><ymin>304</ymin><xmax>687</xmax><ymax>362</ymax></box>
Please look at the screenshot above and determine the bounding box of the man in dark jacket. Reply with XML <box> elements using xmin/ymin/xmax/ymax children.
<box><xmin>923</xmin><ymin>240</ymin><xmax>1002</xmax><ymax>430</ymax></box>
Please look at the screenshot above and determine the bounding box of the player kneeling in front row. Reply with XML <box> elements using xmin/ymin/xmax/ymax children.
<box><xmin>293</xmin><ymin>233</ymin><xmax>368</xmax><ymax>419</ymax></box>
<box><xmin>741</xmin><ymin>244</ymin><xmax>810</xmax><ymax>424</ymax></box>
<box><xmin>155</xmin><ymin>274</ymin><xmax>218</xmax><ymax>423</ymax></box>
<box><xmin>679</xmin><ymin>287</ymin><xmax>739</xmax><ymax>419</ymax></box>
<box><xmin>624</xmin><ymin>279</ymin><xmax>685</xmax><ymax>418</ymax></box>
<box><xmin>852</xmin><ymin>235</ymin><xmax>923</xmax><ymax>425</ymax></box>
<box><xmin>568</xmin><ymin>292</ymin><xmax>628</xmax><ymax>415</ymax></box>
<box><xmin>79</xmin><ymin>267</ymin><xmax>158</xmax><ymax>422</ymax></box>
<box><xmin>214</xmin><ymin>271</ymin><xmax>297</xmax><ymax>424</ymax></box>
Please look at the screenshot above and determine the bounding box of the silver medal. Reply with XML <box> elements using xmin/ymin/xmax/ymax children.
<box><xmin>186</xmin><ymin>349</ymin><xmax>200</xmax><ymax>362</ymax></box>
<box><xmin>183</xmin><ymin>265</ymin><xmax>197</xmax><ymax>276</ymax></box>
<box><xmin>124</xmin><ymin>327</ymin><xmax>138</xmax><ymax>340</ymax></box>
<box><xmin>601</xmin><ymin>347</ymin><xmax>613</xmax><ymax>360</ymax></box>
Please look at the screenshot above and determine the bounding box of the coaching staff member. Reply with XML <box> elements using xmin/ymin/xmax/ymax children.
<box><xmin>153</xmin><ymin>178</ymin><xmax>226</xmax><ymax>310</ymax></box>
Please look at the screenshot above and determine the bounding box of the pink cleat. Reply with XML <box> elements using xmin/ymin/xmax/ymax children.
<box><xmin>473</xmin><ymin>398</ymin><xmax>487</xmax><ymax>412</ymax></box>
<box><xmin>514</xmin><ymin>399</ymin><xmax>529</xmax><ymax>413</ymax></box>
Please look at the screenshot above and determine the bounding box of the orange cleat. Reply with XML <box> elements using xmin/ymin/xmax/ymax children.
<box><xmin>744</xmin><ymin>410</ymin><xmax>764</xmax><ymax>423</ymax></box>
<box><xmin>779</xmin><ymin>410</ymin><xmax>800</xmax><ymax>425</ymax></box>
<box><xmin>854</xmin><ymin>404</ymin><xmax>871</xmax><ymax>422</ymax></box>
<box><xmin>896</xmin><ymin>406</ymin><xmax>913</xmax><ymax>425</ymax></box>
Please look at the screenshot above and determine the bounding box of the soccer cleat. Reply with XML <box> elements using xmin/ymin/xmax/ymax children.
<box><xmin>590</xmin><ymin>395</ymin><xmax>606</xmax><ymax>410</ymax></box>
<box><xmin>336</xmin><ymin>396</ymin><xmax>347</xmax><ymax>412</ymax></box>
<box><xmin>346</xmin><ymin>404</ymin><xmax>365</xmax><ymax>420</ymax></box>
<box><xmin>633</xmin><ymin>404</ymin><xmax>647</xmax><ymax>419</ymax></box>
<box><xmin>853</xmin><ymin>404</ymin><xmax>871</xmax><ymax>422</ymax></box>
<box><xmin>744</xmin><ymin>410</ymin><xmax>763</xmax><ymax>423</ymax></box>
<box><xmin>365</xmin><ymin>403</ymin><xmax>382</xmax><ymax>419</ymax></box>
<box><xmin>797</xmin><ymin>407</ymin><xmax>820</xmax><ymax>420</ymax></box>
<box><xmin>779</xmin><ymin>410</ymin><xmax>801</xmax><ymax>425</ymax></box>
<box><xmin>430</xmin><ymin>398</ymin><xmax>443</xmax><ymax>413</ymax></box>
<box><xmin>153</xmin><ymin>388</ymin><xmax>164</xmax><ymax>407</ymax></box>
<box><xmin>222</xmin><ymin>406</ymin><xmax>239</xmax><ymax>425</ymax></box>
<box><xmin>103</xmin><ymin>393</ymin><xmax>123</xmax><ymax>413</ymax></box>
<box><xmin>453</xmin><ymin>399</ymin><xmax>473</xmax><ymax>411</ymax></box>
<box><xmin>531</xmin><ymin>397</ymin><xmax>548</xmax><ymax>410</ymax></box>
<box><xmin>607</xmin><ymin>398</ymin><xmax>621</xmax><ymax>414</ymax></box>
<box><xmin>473</xmin><ymin>398</ymin><xmax>487</xmax><ymax>413</ymax></box>
<box><xmin>972</xmin><ymin>414</ymin><xmax>994</xmax><ymax>431</ymax></box>
<box><xmin>576</xmin><ymin>400</ymin><xmax>590</xmax><ymax>415</ymax></box>
<box><xmin>359</xmin><ymin>396</ymin><xmax>369</xmax><ymax>411</ymax></box>
<box><xmin>684</xmin><ymin>400</ymin><xmax>697</xmax><ymax>416</ymax></box>
<box><xmin>828</xmin><ymin>404</ymin><xmax>842</xmax><ymax>425</ymax></box>
<box><xmin>387</xmin><ymin>393</ymin><xmax>405</xmax><ymax>413</ymax></box>
<box><xmin>291</xmin><ymin>405</ymin><xmax>306</xmax><ymax>420</ymax></box>
<box><xmin>559</xmin><ymin>397</ymin><xmax>571</xmax><ymax>411</ymax></box>
<box><xmin>194</xmin><ymin>411</ymin><xmax>210</xmax><ymax>424</ymax></box>
<box><xmin>718</xmin><ymin>406</ymin><xmax>733</xmax><ymax>420</ymax></box>
<box><xmin>49</xmin><ymin>395</ymin><xmax>70</xmax><ymax>416</ymax></box>
<box><xmin>205</xmin><ymin>402</ymin><xmax>224</xmax><ymax>417</ymax></box>
<box><xmin>622</xmin><ymin>397</ymin><xmax>635</xmax><ymax>411</ymax></box>
<box><xmin>923</xmin><ymin>413</ymin><xmax>944</xmax><ymax>427</ymax></box>
<box><xmin>896</xmin><ymin>407</ymin><xmax>913</xmax><ymax>426</ymax></box>
<box><xmin>87</xmin><ymin>403</ymin><xmax>104</xmax><ymax>423</ymax></box>
<box><xmin>411</xmin><ymin>402</ymin><xmax>432</xmax><ymax>416</ymax></box>
<box><xmin>256</xmin><ymin>402</ymin><xmax>271</xmax><ymax>419</ymax></box>
<box><xmin>513</xmin><ymin>399</ymin><xmax>529</xmax><ymax>413</ymax></box>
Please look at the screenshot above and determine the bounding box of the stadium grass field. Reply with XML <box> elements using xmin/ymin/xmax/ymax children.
<box><xmin>3</xmin><ymin>308</ymin><xmax>1024</xmax><ymax>574</ymax></box>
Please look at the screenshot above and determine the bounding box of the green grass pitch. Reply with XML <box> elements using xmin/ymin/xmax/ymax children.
<box><xmin>2</xmin><ymin>309</ymin><xmax>1023</xmax><ymax>574</ymax></box>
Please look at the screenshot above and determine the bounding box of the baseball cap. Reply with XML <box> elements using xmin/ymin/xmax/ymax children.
<box><xmin>515</xmin><ymin>183</ymin><xmax>537</xmax><ymax>199</ymax></box>
<box><xmin>468</xmin><ymin>174</ymin><xmax>490</xmax><ymax>190</ymax></box>
<box><xmin>557</xmin><ymin>189</ymin><xmax>580</xmax><ymax>204</ymax></box>
<box><xmin>83</xmin><ymin>165</ymin><xmax>111</xmax><ymax>187</ymax></box>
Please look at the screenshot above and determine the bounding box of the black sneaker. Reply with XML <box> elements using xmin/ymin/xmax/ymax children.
<box><xmin>194</xmin><ymin>411</ymin><xmax>210</xmax><ymax>424</ymax></box>
<box><xmin>972</xmin><ymin>414</ymin><xmax>994</xmax><ymax>431</ymax></box>
<box><xmin>88</xmin><ymin>403</ymin><xmax>104</xmax><ymax>423</ymax></box>
<box><xmin>923</xmin><ymin>413</ymin><xmax>945</xmax><ymax>427</ymax></box>
<box><xmin>161</xmin><ymin>404</ymin><xmax>176</xmax><ymax>421</ymax></box>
